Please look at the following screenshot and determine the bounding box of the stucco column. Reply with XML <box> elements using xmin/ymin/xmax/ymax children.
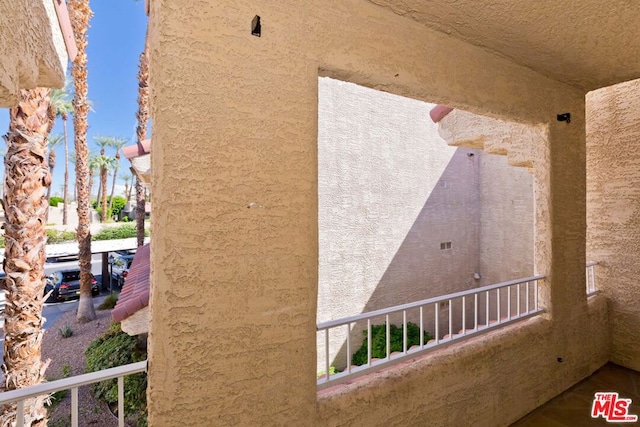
<box><xmin>535</xmin><ymin>102</ymin><xmax>587</xmax><ymax>331</ymax></box>
<box><xmin>147</xmin><ymin>2</ymin><xmax>318</xmax><ymax>425</ymax></box>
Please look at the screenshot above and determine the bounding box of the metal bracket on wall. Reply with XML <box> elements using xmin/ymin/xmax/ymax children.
<box><xmin>252</xmin><ymin>15</ymin><xmax>261</xmax><ymax>37</ymax></box>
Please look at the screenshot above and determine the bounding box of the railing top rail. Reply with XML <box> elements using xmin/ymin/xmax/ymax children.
<box><xmin>0</xmin><ymin>361</ymin><xmax>147</xmax><ymax>405</ymax></box>
<box><xmin>586</xmin><ymin>261</ymin><xmax>598</xmax><ymax>267</ymax></box>
<box><xmin>317</xmin><ymin>274</ymin><xmax>545</xmax><ymax>330</ymax></box>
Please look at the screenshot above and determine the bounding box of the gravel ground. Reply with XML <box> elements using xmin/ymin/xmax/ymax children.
<box><xmin>41</xmin><ymin>308</ymin><xmax>119</xmax><ymax>427</ymax></box>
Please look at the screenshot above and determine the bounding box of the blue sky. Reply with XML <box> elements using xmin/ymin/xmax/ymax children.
<box><xmin>0</xmin><ymin>0</ymin><xmax>149</xmax><ymax>198</ymax></box>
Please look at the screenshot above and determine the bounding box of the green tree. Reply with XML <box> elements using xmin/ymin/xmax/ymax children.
<box><xmin>46</xmin><ymin>134</ymin><xmax>64</xmax><ymax>204</ymax></box>
<box><xmin>103</xmin><ymin>137</ymin><xmax>127</xmax><ymax>212</ymax></box>
<box><xmin>50</xmin><ymin>80</ymin><xmax>74</xmax><ymax>225</ymax></box>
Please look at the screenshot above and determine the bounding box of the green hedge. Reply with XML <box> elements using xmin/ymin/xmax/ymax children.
<box><xmin>352</xmin><ymin>322</ymin><xmax>431</xmax><ymax>366</ymax></box>
<box><xmin>92</xmin><ymin>223</ymin><xmax>149</xmax><ymax>241</ymax></box>
<box><xmin>85</xmin><ymin>322</ymin><xmax>147</xmax><ymax>425</ymax></box>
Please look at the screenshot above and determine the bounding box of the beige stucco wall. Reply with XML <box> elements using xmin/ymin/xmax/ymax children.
<box><xmin>0</xmin><ymin>0</ymin><xmax>68</xmax><ymax>106</ymax></box>
<box><xmin>479</xmin><ymin>154</ymin><xmax>534</xmax><ymax>285</ymax></box>
<box><xmin>148</xmin><ymin>0</ymin><xmax>603</xmax><ymax>425</ymax></box>
<box><xmin>587</xmin><ymin>78</ymin><xmax>640</xmax><ymax>371</ymax></box>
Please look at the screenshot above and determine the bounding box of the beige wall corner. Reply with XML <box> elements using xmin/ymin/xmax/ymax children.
<box><xmin>587</xmin><ymin>78</ymin><xmax>640</xmax><ymax>370</ymax></box>
<box><xmin>0</xmin><ymin>0</ymin><xmax>68</xmax><ymax>107</ymax></box>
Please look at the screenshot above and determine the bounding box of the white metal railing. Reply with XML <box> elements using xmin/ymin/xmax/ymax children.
<box><xmin>317</xmin><ymin>275</ymin><xmax>544</xmax><ymax>389</ymax></box>
<box><xmin>586</xmin><ymin>261</ymin><xmax>598</xmax><ymax>296</ymax></box>
<box><xmin>0</xmin><ymin>360</ymin><xmax>147</xmax><ymax>427</ymax></box>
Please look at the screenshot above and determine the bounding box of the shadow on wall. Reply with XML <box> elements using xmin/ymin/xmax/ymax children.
<box><xmin>318</xmin><ymin>148</ymin><xmax>481</xmax><ymax>370</ymax></box>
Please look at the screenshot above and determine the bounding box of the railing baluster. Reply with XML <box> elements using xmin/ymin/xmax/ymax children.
<box><xmin>435</xmin><ymin>302</ymin><xmax>440</xmax><ymax>344</ymax></box>
<box><xmin>448</xmin><ymin>299</ymin><xmax>453</xmax><ymax>339</ymax></box>
<box><xmin>403</xmin><ymin>310</ymin><xmax>407</xmax><ymax>353</ymax></box>
<box><xmin>16</xmin><ymin>400</ymin><xmax>24</xmax><ymax>427</ymax></box>
<box><xmin>118</xmin><ymin>376</ymin><xmax>125</xmax><ymax>427</ymax></box>
<box><xmin>534</xmin><ymin>280</ymin><xmax>539</xmax><ymax>311</ymax></box>
<box><xmin>386</xmin><ymin>314</ymin><xmax>390</xmax><ymax>359</ymax></box>
<box><xmin>474</xmin><ymin>293</ymin><xmax>478</xmax><ymax>330</ymax></box>
<box><xmin>419</xmin><ymin>306</ymin><xmax>424</xmax><ymax>348</ymax></box>
<box><xmin>517</xmin><ymin>283</ymin><xmax>521</xmax><ymax>317</ymax></box>
<box><xmin>325</xmin><ymin>329</ymin><xmax>330</xmax><ymax>380</ymax></box>
<box><xmin>526</xmin><ymin>281</ymin><xmax>530</xmax><ymax>313</ymax></box>
<box><xmin>497</xmin><ymin>288</ymin><xmax>501</xmax><ymax>323</ymax></box>
<box><xmin>367</xmin><ymin>319</ymin><xmax>372</xmax><ymax>365</ymax></box>
<box><xmin>485</xmin><ymin>291</ymin><xmax>490</xmax><ymax>327</ymax></box>
<box><xmin>462</xmin><ymin>296</ymin><xmax>466</xmax><ymax>335</ymax></box>
<box><xmin>346</xmin><ymin>323</ymin><xmax>351</xmax><ymax>373</ymax></box>
<box><xmin>507</xmin><ymin>286</ymin><xmax>511</xmax><ymax>320</ymax></box>
<box><xmin>72</xmin><ymin>387</ymin><xmax>79</xmax><ymax>427</ymax></box>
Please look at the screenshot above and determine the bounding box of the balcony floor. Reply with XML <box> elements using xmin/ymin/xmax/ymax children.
<box><xmin>512</xmin><ymin>363</ymin><xmax>640</xmax><ymax>426</ymax></box>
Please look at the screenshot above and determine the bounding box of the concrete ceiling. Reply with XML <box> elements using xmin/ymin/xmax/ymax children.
<box><xmin>370</xmin><ymin>0</ymin><xmax>640</xmax><ymax>91</ymax></box>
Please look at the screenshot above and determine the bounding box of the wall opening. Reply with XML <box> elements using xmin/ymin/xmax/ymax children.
<box><xmin>316</xmin><ymin>76</ymin><xmax>536</xmax><ymax>374</ymax></box>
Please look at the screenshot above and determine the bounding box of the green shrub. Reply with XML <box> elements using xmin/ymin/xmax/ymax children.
<box><xmin>46</xmin><ymin>229</ymin><xmax>77</xmax><ymax>244</ymax></box>
<box><xmin>85</xmin><ymin>322</ymin><xmax>147</xmax><ymax>424</ymax></box>
<box><xmin>92</xmin><ymin>224</ymin><xmax>149</xmax><ymax>241</ymax></box>
<box><xmin>59</xmin><ymin>324</ymin><xmax>73</xmax><ymax>338</ymax></box>
<box><xmin>95</xmin><ymin>206</ymin><xmax>113</xmax><ymax>221</ymax></box>
<box><xmin>49</xmin><ymin>196</ymin><xmax>64</xmax><ymax>207</ymax></box>
<box><xmin>352</xmin><ymin>322</ymin><xmax>431</xmax><ymax>366</ymax></box>
<box><xmin>98</xmin><ymin>293</ymin><xmax>119</xmax><ymax>310</ymax></box>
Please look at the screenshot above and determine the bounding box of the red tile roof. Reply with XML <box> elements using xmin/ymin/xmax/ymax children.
<box><xmin>122</xmin><ymin>139</ymin><xmax>151</xmax><ymax>160</ymax></box>
<box><xmin>112</xmin><ymin>244</ymin><xmax>150</xmax><ymax>323</ymax></box>
<box><xmin>429</xmin><ymin>105</ymin><xmax>454</xmax><ymax>123</ymax></box>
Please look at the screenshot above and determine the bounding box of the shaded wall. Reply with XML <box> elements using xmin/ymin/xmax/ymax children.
<box><xmin>148</xmin><ymin>0</ymin><xmax>600</xmax><ymax>425</ymax></box>
<box><xmin>587</xmin><ymin>78</ymin><xmax>640</xmax><ymax>371</ymax></box>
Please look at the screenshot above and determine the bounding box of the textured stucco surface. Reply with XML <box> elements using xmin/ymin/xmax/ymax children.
<box><xmin>0</xmin><ymin>0</ymin><xmax>67</xmax><ymax>106</ymax></box>
<box><xmin>369</xmin><ymin>0</ymin><xmax>640</xmax><ymax>90</ymax></box>
<box><xmin>587</xmin><ymin>79</ymin><xmax>640</xmax><ymax>371</ymax></box>
<box><xmin>148</xmin><ymin>1</ymin><xmax>601</xmax><ymax>425</ymax></box>
<box><xmin>317</xmin><ymin>77</ymin><xmax>533</xmax><ymax>369</ymax></box>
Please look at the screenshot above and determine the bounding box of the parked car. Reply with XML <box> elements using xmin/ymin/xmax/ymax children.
<box><xmin>111</xmin><ymin>254</ymin><xmax>135</xmax><ymax>288</ymax></box>
<box><xmin>45</xmin><ymin>269</ymin><xmax>100</xmax><ymax>302</ymax></box>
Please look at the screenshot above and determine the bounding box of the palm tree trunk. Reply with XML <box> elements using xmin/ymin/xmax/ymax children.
<box><xmin>0</xmin><ymin>87</ymin><xmax>54</xmax><ymax>426</ymax></box>
<box><xmin>135</xmin><ymin>36</ymin><xmax>150</xmax><ymax>247</ymax></box>
<box><xmin>96</xmin><ymin>177</ymin><xmax>102</xmax><ymax>206</ymax></box>
<box><xmin>62</xmin><ymin>115</ymin><xmax>69</xmax><ymax>225</ymax></box>
<box><xmin>69</xmin><ymin>0</ymin><xmax>96</xmax><ymax>323</ymax></box>
<box><xmin>108</xmin><ymin>157</ymin><xmax>119</xmax><ymax>212</ymax></box>
<box><xmin>46</xmin><ymin>151</ymin><xmax>56</xmax><ymax>202</ymax></box>
<box><xmin>100</xmin><ymin>166</ymin><xmax>108</xmax><ymax>222</ymax></box>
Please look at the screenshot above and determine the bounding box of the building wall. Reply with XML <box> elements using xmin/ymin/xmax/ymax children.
<box><xmin>148</xmin><ymin>0</ymin><xmax>601</xmax><ymax>425</ymax></box>
<box><xmin>587</xmin><ymin>78</ymin><xmax>640</xmax><ymax>371</ymax></box>
<box><xmin>479</xmin><ymin>154</ymin><xmax>534</xmax><ymax>285</ymax></box>
<box><xmin>0</xmin><ymin>0</ymin><xmax>67</xmax><ymax>106</ymax></box>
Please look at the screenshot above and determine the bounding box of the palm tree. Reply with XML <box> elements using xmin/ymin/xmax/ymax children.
<box><xmin>93</xmin><ymin>154</ymin><xmax>115</xmax><ymax>220</ymax></box>
<box><xmin>135</xmin><ymin>37</ymin><xmax>150</xmax><ymax>247</ymax></box>
<box><xmin>93</xmin><ymin>136</ymin><xmax>117</xmax><ymax>222</ymax></box>
<box><xmin>46</xmin><ymin>134</ymin><xmax>64</xmax><ymax>203</ymax></box>
<box><xmin>108</xmin><ymin>138</ymin><xmax>127</xmax><ymax>212</ymax></box>
<box><xmin>0</xmin><ymin>88</ymin><xmax>54</xmax><ymax>425</ymax></box>
<box><xmin>121</xmin><ymin>172</ymin><xmax>132</xmax><ymax>201</ymax></box>
<box><xmin>68</xmin><ymin>0</ymin><xmax>95</xmax><ymax>323</ymax></box>
<box><xmin>88</xmin><ymin>154</ymin><xmax>98</xmax><ymax>202</ymax></box>
<box><xmin>50</xmin><ymin>81</ymin><xmax>74</xmax><ymax>225</ymax></box>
